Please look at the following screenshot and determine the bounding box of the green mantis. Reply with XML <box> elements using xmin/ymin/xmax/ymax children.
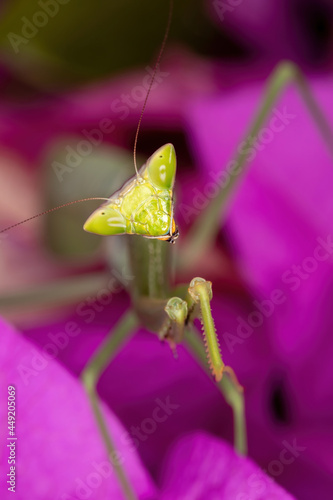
<box><xmin>80</xmin><ymin>143</ymin><xmax>245</xmax><ymax>500</ymax></box>
<box><xmin>76</xmin><ymin>60</ymin><xmax>333</xmax><ymax>500</ymax></box>
<box><xmin>81</xmin><ymin>140</ymin><xmax>234</xmax><ymax>384</ymax></box>
<box><xmin>1</xmin><ymin>5</ymin><xmax>333</xmax><ymax>500</ymax></box>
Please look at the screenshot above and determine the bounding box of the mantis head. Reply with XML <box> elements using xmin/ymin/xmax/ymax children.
<box><xmin>83</xmin><ymin>144</ymin><xmax>178</xmax><ymax>242</ymax></box>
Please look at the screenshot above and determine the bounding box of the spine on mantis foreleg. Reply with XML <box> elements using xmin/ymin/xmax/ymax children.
<box><xmin>188</xmin><ymin>277</ymin><xmax>224</xmax><ymax>381</ymax></box>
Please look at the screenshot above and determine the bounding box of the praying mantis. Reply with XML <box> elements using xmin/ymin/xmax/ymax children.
<box><xmin>69</xmin><ymin>59</ymin><xmax>333</xmax><ymax>500</ymax></box>
<box><xmin>2</xmin><ymin>4</ymin><xmax>333</xmax><ymax>500</ymax></box>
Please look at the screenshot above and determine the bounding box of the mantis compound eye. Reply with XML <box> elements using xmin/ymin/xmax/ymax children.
<box><xmin>147</xmin><ymin>144</ymin><xmax>176</xmax><ymax>190</ymax></box>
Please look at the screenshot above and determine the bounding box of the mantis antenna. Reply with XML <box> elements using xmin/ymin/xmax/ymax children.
<box><xmin>0</xmin><ymin>198</ymin><xmax>110</xmax><ymax>234</ymax></box>
<box><xmin>1</xmin><ymin>1</ymin><xmax>173</xmax><ymax>235</ymax></box>
<box><xmin>133</xmin><ymin>0</ymin><xmax>173</xmax><ymax>177</ymax></box>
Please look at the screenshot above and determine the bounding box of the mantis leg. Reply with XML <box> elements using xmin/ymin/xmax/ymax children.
<box><xmin>0</xmin><ymin>272</ymin><xmax>107</xmax><ymax>311</ymax></box>
<box><xmin>181</xmin><ymin>61</ymin><xmax>333</xmax><ymax>269</ymax></box>
<box><xmin>81</xmin><ymin>310</ymin><xmax>139</xmax><ymax>500</ymax></box>
<box><xmin>164</xmin><ymin>278</ymin><xmax>246</xmax><ymax>454</ymax></box>
<box><xmin>184</xmin><ymin>328</ymin><xmax>247</xmax><ymax>455</ymax></box>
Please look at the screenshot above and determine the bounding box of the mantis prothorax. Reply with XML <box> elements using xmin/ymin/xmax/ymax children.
<box><xmin>2</xmin><ymin>3</ymin><xmax>333</xmax><ymax>500</ymax></box>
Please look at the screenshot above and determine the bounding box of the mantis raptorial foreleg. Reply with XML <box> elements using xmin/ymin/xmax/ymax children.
<box><xmin>181</xmin><ymin>61</ymin><xmax>333</xmax><ymax>270</ymax></box>
<box><xmin>184</xmin><ymin>328</ymin><xmax>247</xmax><ymax>455</ymax></box>
<box><xmin>80</xmin><ymin>274</ymin><xmax>246</xmax><ymax>500</ymax></box>
<box><xmin>81</xmin><ymin>311</ymin><xmax>139</xmax><ymax>500</ymax></box>
<box><xmin>163</xmin><ymin>277</ymin><xmax>246</xmax><ymax>454</ymax></box>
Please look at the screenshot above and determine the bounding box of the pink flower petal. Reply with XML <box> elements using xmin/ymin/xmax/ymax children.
<box><xmin>160</xmin><ymin>432</ymin><xmax>296</xmax><ymax>499</ymax></box>
<box><xmin>0</xmin><ymin>317</ymin><xmax>156</xmax><ymax>499</ymax></box>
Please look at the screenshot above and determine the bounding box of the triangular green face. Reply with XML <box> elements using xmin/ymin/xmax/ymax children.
<box><xmin>84</xmin><ymin>144</ymin><xmax>178</xmax><ymax>242</ymax></box>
